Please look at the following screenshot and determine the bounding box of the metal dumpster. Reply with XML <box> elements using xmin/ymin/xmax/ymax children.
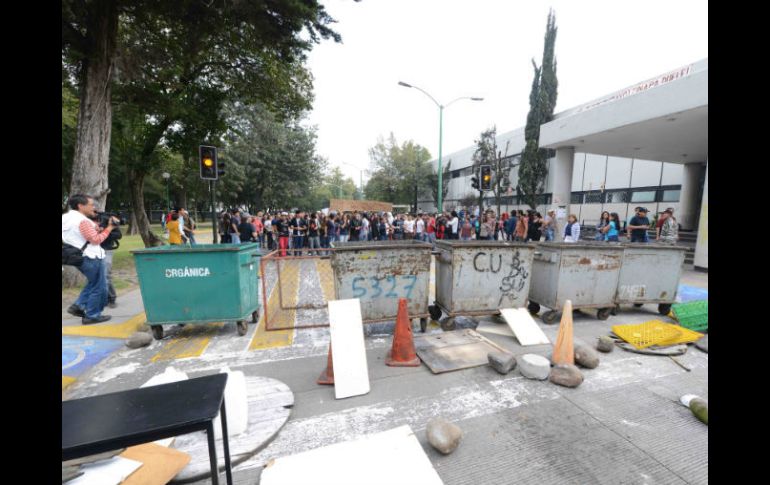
<box><xmin>528</xmin><ymin>242</ymin><xmax>624</xmax><ymax>323</ymax></box>
<box><xmin>132</xmin><ymin>243</ymin><xmax>262</xmax><ymax>339</ymax></box>
<box><xmin>330</xmin><ymin>240</ymin><xmax>432</xmax><ymax>324</ymax></box>
<box><xmin>433</xmin><ymin>240</ymin><xmax>537</xmax><ymax>322</ymax></box>
<box><xmin>615</xmin><ymin>243</ymin><xmax>687</xmax><ymax>315</ymax></box>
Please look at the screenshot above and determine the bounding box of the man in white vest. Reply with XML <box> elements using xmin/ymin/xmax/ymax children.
<box><xmin>62</xmin><ymin>194</ymin><xmax>120</xmax><ymax>324</ymax></box>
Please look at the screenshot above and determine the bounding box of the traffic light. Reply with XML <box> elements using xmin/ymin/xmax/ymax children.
<box><xmin>480</xmin><ymin>165</ymin><xmax>492</xmax><ymax>191</ymax></box>
<box><xmin>217</xmin><ymin>161</ymin><xmax>226</xmax><ymax>178</ymax></box>
<box><xmin>471</xmin><ymin>174</ymin><xmax>479</xmax><ymax>190</ymax></box>
<box><xmin>199</xmin><ymin>145</ymin><xmax>218</xmax><ymax>180</ymax></box>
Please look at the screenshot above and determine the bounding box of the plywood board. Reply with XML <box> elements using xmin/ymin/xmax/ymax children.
<box><xmin>414</xmin><ymin>329</ymin><xmax>508</xmax><ymax>374</ymax></box>
<box><xmin>120</xmin><ymin>443</ymin><xmax>190</xmax><ymax>485</ymax></box>
<box><xmin>261</xmin><ymin>425</ymin><xmax>443</xmax><ymax>485</ymax></box>
<box><xmin>476</xmin><ymin>321</ymin><xmax>515</xmax><ymax>337</ymax></box>
<box><xmin>500</xmin><ymin>308</ymin><xmax>551</xmax><ymax>346</ymax></box>
<box><xmin>328</xmin><ymin>299</ymin><xmax>370</xmax><ymax>399</ymax></box>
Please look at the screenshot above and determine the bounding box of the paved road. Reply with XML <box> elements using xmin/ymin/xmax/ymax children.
<box><xmin>62</xmin><ymin>262</ymin><xmax>708</xmax><ymax>485</ymax></box>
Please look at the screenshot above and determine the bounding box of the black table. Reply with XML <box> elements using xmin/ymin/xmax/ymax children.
<box><xmin>62</xmin><ymin>373</ymin><xmax>233</xmax><ymax>485</ymax></box>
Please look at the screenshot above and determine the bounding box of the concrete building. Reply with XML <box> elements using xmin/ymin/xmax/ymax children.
<box><xmin>419</xmin><ymin>58</ymin><xmax>707</xmax><ymax>270</ymax></box>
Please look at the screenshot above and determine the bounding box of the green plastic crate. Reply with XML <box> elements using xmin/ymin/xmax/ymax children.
<box><xmin>672</xmin><ymin>300</ymin><xmax>708</xmax><ymax>332</ymax></box>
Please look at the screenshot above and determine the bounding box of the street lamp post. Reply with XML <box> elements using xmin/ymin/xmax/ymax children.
<box><xmin>162</xmin><ymin>172</ymin><xmax>171</xmax><ymax>213</ymax></box>
<box><xmin>398</xmin><ymin>82</ymin><xmax>483</xmax><ymax>213</ymax></box>
<box><xmin>339</xmin><ymin>161</ymin><xmax>365</xmax><ymax>199</ymax></box>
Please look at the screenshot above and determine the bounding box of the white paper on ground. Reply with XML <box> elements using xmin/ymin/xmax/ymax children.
<box><xmin>261</xmin><ymin>425</ymin><xmax>444</xmax><ymax>485</ymax></box>
<box><xmin>500</xmin><ymin>308</ymin><xmax>551</xmax><ymax>345</ymax></box>
<box><xmin>140</xmin><ymin>367</ymin><xmax>188</xmax><ymax>446</ymax></box>
<box><xmin>213</xmin><ymin>367</ymin><xmax>249</xmax><ymax>439</ymax></box>
<box><xmin>67</xmin><ymin>456</ymin><xmax>142</xmax><ymax>485</ymax></box>
<box><xmin>328</xmin><ymin>299</ymin><xmax>370</xmax><ymax>399</ymax></box>
<box><xmin>476</xmin><ymin>321</ymin><xmax>515</xmax><ymax>337</ymax></box>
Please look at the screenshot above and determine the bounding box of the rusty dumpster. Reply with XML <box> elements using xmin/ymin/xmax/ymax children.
<box><xmin>432</xmin><ymin>240</ymin><xmax>537</xmax><ymax>322</ymax></box>
<box><xmin>330</xmin><ymin>240</ymin><xmax>432</xmax><ymax>324</ymax></box>
<box><xmin>615</xmin><ymin>243</ymin><xmax>688</xmax><ymax>315</ymax></box>
<box><xmin>527</xmin><ymin>242</ymin><xmax>624</xmax><ymax>323</ymax></box>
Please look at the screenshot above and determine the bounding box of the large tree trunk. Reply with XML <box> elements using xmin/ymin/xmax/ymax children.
<box><xmin>69</xmin><ymin>0</ymin><xmax>118</xmax><ymax>210</ymax></box>
<box><xmin>129</xmin><ymin>170</ymin><xmax>163</xmax><ymax>247</ymax></box>
<box><xmin>127</xmin><ymin>208</ymin><xmax>139</xmax><ymax>235</ymax></box>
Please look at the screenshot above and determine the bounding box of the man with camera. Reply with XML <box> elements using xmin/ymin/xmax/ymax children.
<box><xmin>62</xmin><ymin>194</ymin><xmax>120</xmax><ymax>324</ymax></box>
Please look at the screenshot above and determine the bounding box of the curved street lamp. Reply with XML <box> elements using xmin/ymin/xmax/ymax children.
<box><xmin>398</xmin><ymin>81</ymin><xmax>483</xmax><ymax>212</ymax></box>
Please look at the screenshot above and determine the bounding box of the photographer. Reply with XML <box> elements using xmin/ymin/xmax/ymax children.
<box><xmin>62</xmin><ymin>194</ymin><xmax>119</xmax><ymax>324</ymax></box>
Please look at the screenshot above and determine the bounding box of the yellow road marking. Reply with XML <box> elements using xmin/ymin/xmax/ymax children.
<box><xmin>249</xmin><ymin>258</ymin><xmax>301</xmax><ymax>350</ymax></box>
<box><xmin>150</xmin><ymin>323</ymin><xmax>224</xmax><ymax>362</ymax></box>
<box><xmin>316</xmin><ymin>258</ymin><xmax>335</xmax><ymax>302</ymax></box>
<box><xmin>62</xmin><ymin>313</ymin><xmax>147</xmax><ymax>339</ymax></box>
<box><xmin>62</xmin><ymin>376</ymin><xmax>76</xmax><ymax>390</ymax></box>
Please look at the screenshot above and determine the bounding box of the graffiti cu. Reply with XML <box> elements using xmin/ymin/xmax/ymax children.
<box><xmin>473</xmin><ymin>252</ymin><xmax>503</xmax><ymax>273</ymax></box>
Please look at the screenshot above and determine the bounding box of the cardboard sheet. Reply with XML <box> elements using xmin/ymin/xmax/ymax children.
<box><xmin>262</xmin><ymin>425</ymin><xmax>443</xmax><ymax>485</ymax></box>
<box><xmin>328</xmin><ymin>299</ymin><xmax>370</xmax><ymax>399</ymax></box>
<box><xmin>120</xmin><ymin>443</ymin><xmax>191</xmax><ymax>485</ymax></box>
<box><xmin>414</xmin><ymin>329</ymin><xmax>508</xmax><ymax>374</ymax></box>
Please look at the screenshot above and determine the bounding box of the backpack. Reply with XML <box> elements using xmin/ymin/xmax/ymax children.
<box><xmin>62</xmin><ymin>241</ymin><xmax>88</xmax><ymax>266</ymax></box>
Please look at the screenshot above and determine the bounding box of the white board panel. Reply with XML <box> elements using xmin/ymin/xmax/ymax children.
<box><xmin>500</xmin><ymin>308</ymin><xmax>551</xmax><ymax>346</ymax></box>
<box><xmin>261</xmin><ymin>425</ymin><xmax>444</xmax><ymax>485</ymax></box>
<box><xmin>328</xmin><ymin>299</ymin><xmax>370</xmax><ymax>399</ymax></box>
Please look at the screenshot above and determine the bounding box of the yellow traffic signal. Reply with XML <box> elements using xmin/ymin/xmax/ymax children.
<box><xmin>203</xmin><ymin>158</ymin><xmax>213</xmax><ymax>167</ymax></box>
<box><xmin>199</xmin><ymin>146</ymin><xmax>218</xmax><ymax>180</ymax></box>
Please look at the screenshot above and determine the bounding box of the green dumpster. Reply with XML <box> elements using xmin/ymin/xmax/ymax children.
<box><xmin>132</xmin><ymin>243</ymin><xmax>262</xmax><ymax>340</ymax></box>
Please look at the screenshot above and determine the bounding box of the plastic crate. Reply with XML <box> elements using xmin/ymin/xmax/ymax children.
<box><xmin>672</xmin><ymin>300</ymin><xmax>708</xmax><ymax>332</ymax></box>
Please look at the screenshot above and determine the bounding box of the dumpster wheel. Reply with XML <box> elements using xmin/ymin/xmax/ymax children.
<box><xmin>236</xmin><ymin>321</ymin><xmax>248</xmax><ymax>336</ymax></box>
<box><xmin>528</xmin><ymin>302</ymin><xmax>541</xmax><ymax>315</ymax></box>
<box><xmin>428</xmin><ymin>304</ymin><xmax>442</xmax><ymax>321</ymax></box>
<box><xmin>633</xmin><ymin>303</ymin><xmax>644</xmax><ymax>308</ymax></box>
<box><xmin>151</xmin><ymin>325</ymin><xmax>164</xmax><ymax>340</ymax></box>
<box><xmin>657</xmin><ymin>303</ymin><xmax>672</xmax><ymax>316</ymax></box>
<box><xmin>251</xmin><ymin>309</ymin><xmax>260</xmax><ymax>323</ymax></box>
<box><xmin>420</xmin><ymin>318</ymin><xmax>428</xmax><ymax>333</ymax></box>
<box><xmin>597</xmin><ymin>307</ymin><xmax>612</xmax><ymax>320</ymax></box>
<box><xmin>542</xmin><ymin>311</ymin><xmax>559</xmax><ymax>325</ymax></box>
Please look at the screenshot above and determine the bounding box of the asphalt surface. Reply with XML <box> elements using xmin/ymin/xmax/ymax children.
<box><xmin>62</xmin><ymin>258</ymin><xmax>708</xmax><ymax>485</ymax></box>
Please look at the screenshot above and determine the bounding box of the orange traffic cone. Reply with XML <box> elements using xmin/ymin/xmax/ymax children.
<box><xmin>385</xmin><ymin>299</ymin><xmax>421</xmax><ymax>367</ymax></box>
<box><xmin>317</xmin><ymin>343</ymin><xmax>334</xmax><ymax>385</ymax></box>
<box><xmin>552</xmin><ymin>300</ymin><xmax>575</xmax><ymax>365</ymax></box>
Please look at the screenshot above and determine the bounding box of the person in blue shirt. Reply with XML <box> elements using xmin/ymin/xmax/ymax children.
<box><xmin>627</xmin><ymin>207</ymin><xmax>651</xmax><ymax>242</ymax></box>
<box><xmin>603</xmin><ymin>212</ymin><xmax>621</xmax><ymax>242</ymax></box>
<box><xmin>504</xmin><ymin>210</ymin><xmax>517</xmax><ymax>241</ymax></box>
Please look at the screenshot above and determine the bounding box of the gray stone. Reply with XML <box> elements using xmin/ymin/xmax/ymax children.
<box><xmin>426</xmin><ymin>417</ymin><xmax>463</xmax><ymax>455</ymax></box>
<box><xmin>138</xmin><ymin>324</ymin><xmax>151</xmax><ymax>333</ymax></box>
<box><xmin>574</xmin><ymin>343</ymin><xmax>600</xmax><ymax>369</ymax></box>
<box><xmin>488</xmin><ymin>351</ymin><xmax>517</xmax><ymax>375</ymax></box>
<box><xmin>519</xmin><ymin>354</ymin><xmax>551</xmax><ymax>380</ymax></box>
<box><xmin>597</xmin><ymin>336</ymin><xmax>615</xmax><ymax>353</ymax></box>
<box><xmin>126</xmin><ymin>332</ymin><xmax>153</xmax><ymax>349</ymax></box>
<box><xmin>549</xmin><ymin>364</ymin><xmax>584</xmax><ymax>388</ymax></box>
<box><xmin>694</xmin><ymin>335</ymin><xmax>708</xmax><ymax>353</ymax></box>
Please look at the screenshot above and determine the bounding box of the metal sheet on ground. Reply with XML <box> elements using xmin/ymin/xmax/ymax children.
<box><xmin>500</xmin><ymin>308</ymin><xmax>550</xmax><ymax>346</ymax></box>
<box><xmin>261</xmin><ymin>425</ymin><xmax>443</xmax><ymax>485</ymax></box>
<box><xmin>328</xmin><ymin>299</ymin><xmax>370</xmax><ymax>399</ymax></box>
<box><xmin>171</xmin><ymin>376</ymin><xmax>293</xmax><ymax>482</ymax></box>
<box><xmin>414</xmin><ymin>329</ymin><xmax>508</xmax><ymax>374</ymax></box>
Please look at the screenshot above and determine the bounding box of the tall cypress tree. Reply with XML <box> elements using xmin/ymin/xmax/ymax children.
<box><xmin>518</xmin><ymin>10</ymin><xmax>558</xmax><ymax>209</ymax></box>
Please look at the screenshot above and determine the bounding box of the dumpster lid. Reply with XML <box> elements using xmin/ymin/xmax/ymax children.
<box><xmin>621</xmin><ymin>242</ymin><xmax>689</xmax><ymax>251</ymax></box>
<box><xmin>434</xmin><ymin>240</ymin><xmax>536</xmax><ymax>249</ymax></box>
<box><xmin>536</xmin><ymin>241</ymin><xmax>625</xmax><ymax>250</ymax></box>
<box><xmin>131</xmin><ymin>243</ymin><xmax>263</xmax><ymax>254</ymax></box>
<box><xmin>331</xmin><ymin>240</ymin><xmax>432</xmax><ymax>251</ymax></box>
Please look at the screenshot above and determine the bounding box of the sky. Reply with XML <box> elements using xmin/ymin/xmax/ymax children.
<box><xmin>304</xmin><ymin>0</ymin><xmax>708</xmax><ymax>186</ymax></box>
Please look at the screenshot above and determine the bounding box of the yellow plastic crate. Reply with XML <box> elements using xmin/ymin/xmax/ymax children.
<box><xmin>612</xmin><ymin>320</ymin><xmax>704</xmax><ymax>350</ymax></box>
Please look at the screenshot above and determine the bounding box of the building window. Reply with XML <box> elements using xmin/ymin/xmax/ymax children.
<box><xmin>630</xmin><ymin>190</ymin><xmax>656</xmax><ymax>203</ymax></box>
<box><xmin>584</xmin><ymin>192</ymin><xmax>604</xmax><ymax>204</ymax></box>
<box><xmin>605</xmin><ymin>190</ymin><xmax>630</xmax><ymax>203</ymax></box>
<box><xmin>451</xmin><ymin>170</ymin><xmax>460</xmax><ymax>179</ymax></box>
<box><xmin>660</xmin><ymin>189</ymin><xmax>681</xmax><ymax>202</ymax></box>
<box><xmin>571</xmin><ymin>193</ymin><xmax>583</xmax><ymax>204</ymax></box>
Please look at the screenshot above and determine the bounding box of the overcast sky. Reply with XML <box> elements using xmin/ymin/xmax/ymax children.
<box><xmin>305</xmin><ymin>0</ymin><xmax>708</xmax><ymax>185</ymax></box>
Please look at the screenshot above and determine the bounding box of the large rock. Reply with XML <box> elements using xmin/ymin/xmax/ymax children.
<box><xmin>519</xmin><ymin>354</ymin><xmax>551</xmax><ymax>380</ymax></box>
<box><xmin>488</xmin><ymin>351</ymin><xmax>517</xmax><ymax>375</ymax></box>
<box><xmin>574</xmin><ymin>343</ymin><xmax>600</xmax><ymax>369</ymax></box>
<box><xmin>126</xmin><ymin>332</ymin><xmax>153</xmax><ymax>349</ymax></box>
<box><xmin>549</xmin><ymin>364</ymin><xmax>584</xmax><ymax>388</ymax></box>
<box><xmin>426</xmin><ymin>417</ymin><xmax>463</xmax><ymax>455</ymax></box>
<box><xmin>695</xmin><ymin>335</ymin><xmax>708</xmax><ymax>353</ymax></box>
<box><xmin>597</xmin><ymin>336</ymin><xmax>615</xmax><ymax>353</ymax></box>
